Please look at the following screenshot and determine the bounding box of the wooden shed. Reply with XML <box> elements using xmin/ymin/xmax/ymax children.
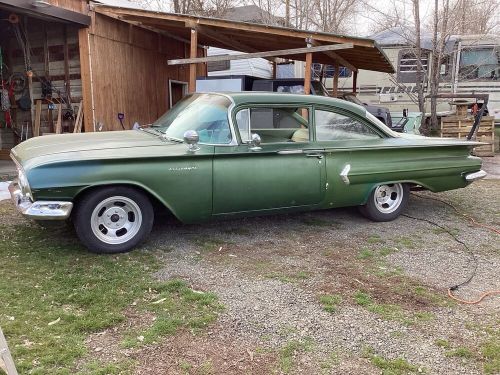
<box><xmin>0</xmin><ymin>0</ymin><xmax>393</xmax><ymax>159</ymax></box>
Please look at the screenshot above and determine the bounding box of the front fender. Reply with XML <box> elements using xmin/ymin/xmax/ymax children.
<box><xmin>27</xmin><ymin>156</ymin><xmax>214</xmax><ymax>223</ymax></box>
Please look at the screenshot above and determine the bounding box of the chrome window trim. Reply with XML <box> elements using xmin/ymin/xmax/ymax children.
<box><xmin>192</xmin><ymin>92</ymin><xmax>239</xmax><ymax>147</ymax></box>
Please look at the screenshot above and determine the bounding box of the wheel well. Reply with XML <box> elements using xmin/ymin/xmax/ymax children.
<box><xmin>72</xmin><ymin>184</ymin><xmax>173</xmax><ymax>219</ymax></box>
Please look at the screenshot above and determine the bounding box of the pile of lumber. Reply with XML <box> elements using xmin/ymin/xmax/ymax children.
<box><xmin>439</xmin><ymin>115</ymin><xmax>495</xmax><ymax>157</ymax></box>
<box><xmin>32</xmin><ymin>100</ymin><xmax>83</xmax><ymax>136</ymax></box>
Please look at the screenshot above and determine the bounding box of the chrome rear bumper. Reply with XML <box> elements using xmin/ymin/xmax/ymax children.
<box><xmin>9</xmin><ymin>180</ymin><xmax>73</xmax><ymax>220</ymax></box>
<box><xmin>464</xmin><ymin>170</ymin><xmax>487</xmax><ymax>182</ymax></box>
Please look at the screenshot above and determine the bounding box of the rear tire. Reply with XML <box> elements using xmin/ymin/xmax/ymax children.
<box><xmin>74</xmin><ymin>186</ymin><xmax>154</xmax><ymax>254</ymax></box>
<box><xmin>359</xmin><ymin>183</ymin><xmax>409</xmax><ymax>222</ymax></box>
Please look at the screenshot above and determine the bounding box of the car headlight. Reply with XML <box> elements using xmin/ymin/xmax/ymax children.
<box><xmin>17</xmin><ymin>165</ymin><xmax>33</xmax><ymax>199</ymax></box>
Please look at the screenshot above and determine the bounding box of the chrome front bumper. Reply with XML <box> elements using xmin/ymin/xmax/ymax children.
<box><xmin>464</xmin><ymin>170</ymin><xmax>487</xmax><ymax>182</ymax></box>
<box><xmin>8</xmin><ymin>180</ymin><xmax>73</xmax><ymax>220</ymax></box>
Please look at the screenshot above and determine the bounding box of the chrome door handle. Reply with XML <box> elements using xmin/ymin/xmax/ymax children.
<box><xmin>277</xmin><ymin>150</ymin><xmax>303</xmax><ymax>155</ymax></box>
<box><xmin>305</xmin><ymin>150</ymin><xmax>324</xmax><ymax>159</ymax></box>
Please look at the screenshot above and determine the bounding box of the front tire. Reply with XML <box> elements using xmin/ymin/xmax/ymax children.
<box><xmin>74</xmin><ymin>187</ymin><xmax>154</xmax><ymax>254</ymax></box>
<box><xmin>359</xmin><ymin>183</ymin><xmax>409</xmax><ymax>222</ymax></box>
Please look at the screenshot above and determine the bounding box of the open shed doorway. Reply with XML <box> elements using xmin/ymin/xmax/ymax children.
<box><xmin>169</xmin><ymin>80</ymin><xmax>188</xmax><ymax>108</ymax></box>
<box><xmin>0</xmin><ymin>8</ymin><xmax>84</xmax><ymax>159</ymax></box>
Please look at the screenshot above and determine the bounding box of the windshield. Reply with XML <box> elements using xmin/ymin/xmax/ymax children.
<box><xmin>153</xmin><ymin>93</ymin><xmax>233</xmax><ymax>144</ymax></box>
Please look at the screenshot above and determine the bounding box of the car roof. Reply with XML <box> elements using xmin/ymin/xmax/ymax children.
<box><xmin>207</xmin><ymin>92</ymin><xmax>368</xmax><ymax>117</ymax></box>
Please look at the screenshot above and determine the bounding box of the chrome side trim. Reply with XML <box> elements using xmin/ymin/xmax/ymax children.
<box><xmin>277</xmin><ymin>150</ymin><xmax>303</xmax><ymax>155</ymax></box>
<box><xmin>464</xmin><ymin>170</ymin><xmax>487</xmax><ymax>182</ymax></box>
<box><xmin>9</xmin><ymin>181</ymin><xmax>73</xmax><ymax>220</ymax></box>
<box><xmin>340</xmin><ymin>164</ymin><xmax>351</xmax><ymax>185</ymax></box>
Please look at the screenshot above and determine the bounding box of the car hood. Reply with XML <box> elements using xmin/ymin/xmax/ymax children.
<box><xmin>11</xmin><ymin>130</ymin><xmax>184</xmax><ymax>169</ymax></box>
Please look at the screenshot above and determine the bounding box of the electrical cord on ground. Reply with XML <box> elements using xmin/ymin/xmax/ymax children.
<box><xmin>412</xmin><ymin>192</ymin><xmax>500</xmax><ymax>235</ymax></box>
<box><xmin>402</xmin><ymin>195</ymin><xmax>500</xmax><ymax>304</ymax></box>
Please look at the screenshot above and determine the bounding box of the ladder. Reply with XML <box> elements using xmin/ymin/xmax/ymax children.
<box><xmin>0</xmin><ymin>327</ymin><xmax>18</xmax><ymax>375</ymax></box>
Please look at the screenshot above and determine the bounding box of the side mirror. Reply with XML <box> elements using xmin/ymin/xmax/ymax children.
<box><xmin>249</xmin><ymin>133</ymin><xmax>262</xmax><ymax>151</ymax></box>
<box><xmin>183</xmin><ymin>130</ymin><xmax>200</xmax><ymax>152</ymax></box>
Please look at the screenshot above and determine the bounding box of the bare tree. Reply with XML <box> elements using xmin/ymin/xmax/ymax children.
<box><xmin>134</xmin><ymin>0</ymin><xmax>236</xmax><ymax>16</ymax></box>
<box><xmin>412</xmin><ymin>0</ymin><xmax>425</xmax><ymax>117</ymax></box>
<box><xmin>439</xmin><ymin>0</ymin><xmax>499</xmax><ymax>35</ymax></box>
<box><xmin>310</xmin><ymin>0</ymin><xmax>359</xmax><ymax>33</ymax></box>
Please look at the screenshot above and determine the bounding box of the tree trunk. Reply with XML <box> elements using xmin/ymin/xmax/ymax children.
<box><xmin>412</xmin><ymin>0</ymin><xmax>426</xmax><ymax>131</ymax></box>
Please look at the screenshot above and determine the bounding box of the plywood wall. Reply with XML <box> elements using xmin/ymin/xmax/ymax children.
<box><xmin>47</xmin><ymin>0</ymin><xmax>87</xmax><ymax>14</ymax></box>
<box><xmin>88</xmin><ymin>14</ymin><xmax>206</xmax><ymax>131</ymax></box>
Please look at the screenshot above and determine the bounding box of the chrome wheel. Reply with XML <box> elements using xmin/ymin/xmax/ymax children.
<box><xmin>373</xmin><ymin>183</ymin><xmax>404</xmax><ymax>214</ymax></box>
<box><xmin>90</xmin><ymin>196</ymin><xmax>143</xmax><ymax>245</ymax></box>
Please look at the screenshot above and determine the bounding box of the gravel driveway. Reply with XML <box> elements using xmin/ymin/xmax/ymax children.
<box><xmin>109</xmin><ymin>179</ymin><xmax>499</xmax><ymax>375</ymax></box>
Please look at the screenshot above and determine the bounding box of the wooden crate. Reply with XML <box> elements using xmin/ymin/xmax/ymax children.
<box><xmin>439</xmin><ymin>115</ymin><xmax>495</xmax><ymax>157</ymax></box>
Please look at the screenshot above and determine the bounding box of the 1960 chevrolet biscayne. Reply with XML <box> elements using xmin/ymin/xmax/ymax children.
<box><xmin>9</xmin><ymin>93</ymin><xmax>486</xmax><ymax>253</ymax></box>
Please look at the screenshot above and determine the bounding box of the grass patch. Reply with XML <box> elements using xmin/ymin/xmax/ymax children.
<box><xmin>363</xmin><ymin>347</ymin><xmax>422</xmax><ymax>374</ymax></box>
<box><xmin>358</xmin><ymin>247</ymin><xmax>375</xmax><ymax>259</ymax></box>
<box><xmin>482</xmin><ymin>339</ymin><xmax>500</xmax><ymax>374</ymax></box>
<box><xmin>266</xmin><ymin>270</ymin><xmax>311</xmax><ymax>284</ymax></box>
<box><xmin>0</xmin><ymin>224</ymin><xmax>221</xmax><ymax>374</ymax></box>
<box><xmin>445</xmin><ymin>346</ymin><xmax>475</xmax><ymax>359</ymax></box>
<box><xmin>395</xmin><ymin>236</ymin><xmax>416</xmax><ymax>249</ymax></box>
<box><xmin>279</xmin><ymin>339</ymin><xmax>314</xmax><ymax>373</ymax></box>
<box><xmin>320</xmin><ymin>351</ymin><xmax>340</xmax><ymax>373</ymax></box>
<box><xmin>435</xmin><ymin>339</ymin><xmax>451</xmax><ymax>349</ymax></box>
<box><xmin>319</xmin><ymin>294</ymin><xmax>342</xmax><ymax>313</ymax></box>
<box><xmin>367</xmin><ymin>234</ymin><xmax>385</xmax><ymax>244</ymax></box>
<box><xmin>353</xmin><ymin>291</ymin><xmax>434</xmax><ymax>325</ymax></box>
<box><xmin>122</xmin><ymin>279</ymin><xmax>223</xmax><ymax>347</ymax></box>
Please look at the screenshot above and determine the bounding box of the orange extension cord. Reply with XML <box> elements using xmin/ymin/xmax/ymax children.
<box><xmin>410</xmin><ymin>193</ymin><xmax>500</xmax><ymax>305</ymax></box>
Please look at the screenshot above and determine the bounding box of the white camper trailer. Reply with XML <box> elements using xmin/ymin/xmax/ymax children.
<box><xmin>294</xmin><ymin>29</ymin><xmax>500</xmax><ymax>121</ymax></box>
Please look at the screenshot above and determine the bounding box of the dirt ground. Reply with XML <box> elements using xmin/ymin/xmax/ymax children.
<box><xmin>80</xmin><ymin>179</ymin><xmax>500</xmax><ymax>375</ymax></box>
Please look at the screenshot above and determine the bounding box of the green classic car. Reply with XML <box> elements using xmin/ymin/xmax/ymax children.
<box><xmin>9</xmin><ymin>93</ymin><xmax>486</xmax><ymax>253</ymax></box>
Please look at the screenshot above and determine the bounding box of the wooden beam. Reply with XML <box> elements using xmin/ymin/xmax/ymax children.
<box><xmin>63</xmin><ymin>25</ymin><xmax>72</xmax><ymax>104</ymax></box>
<box><xmin>196</xmin><ymin>25</ymin><xmax>276</xmax><ymax>62</ymax></box>
<box><xmin>78</xmin><ymin>28</ymin><xmax>94</xmax><ymax>132</ymax></box>
<box><xmin>169</xmin><ymin>43</ymin><xmax>353</xmax><ymax>65</ymax></box>
<box><xmin>188</xmin><ymin>28</ymin><xmax>198</xmax><ymax>93</ymax></box>
<box><xmin>304</xmin><ymin>52</ymin><xmax>312</xmax><ymax>95</ymax></box>
<box><xmin>333</xmin><ymin>61</ymin><xmax>339</xmax><ymax>97</ymax></box>
<box><xmin>34</xmin><ymin>100</ymin><xmax>41</xmax><ymax>137</ymax></box>
<box><xmin>309</xmin><ymin>39</ymin><xmax>357</xmax><ymax>72</ymax></box>
<box><xmin>352</xmin><ymin>70</ymin><xmax>358</xmax><ymax>94</ymax></box>
<box><xmin>55</xmin><ymin>103</ymin><xmax>62</xmax><ymax>134</ymax></box>
<box><xmin>0</xmin><ymin>327</ymin><xmax>18</xmax><ymax>375</ymax></box>
<box><xmin>73</xmin><ymin>100</ymin><xmax>84</xmax><ymax>133</ymax></box>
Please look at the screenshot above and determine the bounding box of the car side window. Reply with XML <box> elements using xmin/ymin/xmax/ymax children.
<box><xmin>235</xmin><ymin>107</ymin><xmax>310</xmax><ymax>144</ymax></box>
<box><xmin>315</xmin><ymin>109</ymin><xmax>381</xmax><ymax>141</ymax></box>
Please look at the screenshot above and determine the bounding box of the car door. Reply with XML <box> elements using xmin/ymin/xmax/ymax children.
<box><xmin>314</xmin><ymin>107</ymin><xmax>387</xmax><ymax>207</ymax></box>
<box><xmin>212</xmin><ymin>105</ymin><xmax>326</xmax><ymax>215</ymax></box>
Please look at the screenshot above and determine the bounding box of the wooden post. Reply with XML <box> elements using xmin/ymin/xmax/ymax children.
<box><xmin>78</xmin><ymin>28</ymin><xmax>94</xmax><ymax>132</ymax></box>
<box><xmin>33</xmin><ymin>100</ymin><xmax>41</xmax><ymax>137</ymax></box>
<box><xmin>0</xmin><ymin>327</ymin><xmax>19</xmax><ymax>375</ymax></box>
<box><xmin>272</xmin><ymin>61</ymin><xmax>277</xmax><ymax>79</ymax></box>
<box><xmin>188</xmin><ymin>28</ymin><xmax>198</xmax><ymax>93</ymax></box>
<box><xmin>333</xmin><ymin>61</ymin><xmax>339</xmax><ymax>97</ymax></box>
<box><xmin>55</xmin><ymin>103</ymin><xmax>62</xmax><ymax>134</ymax></box>
<box><xmin>63</xmin><ymin>25</ymin><xmax>72</xmax><ymax>104</ymax></box>
<box><xmin>304</xmin><ymin>52</ymin><xmax>312</xmax><ymax>95</ymax></box>
<box><xmin>352</xmin><ymin>70</ymin><xmax>358</xmax><ymax>94</ymax></box>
